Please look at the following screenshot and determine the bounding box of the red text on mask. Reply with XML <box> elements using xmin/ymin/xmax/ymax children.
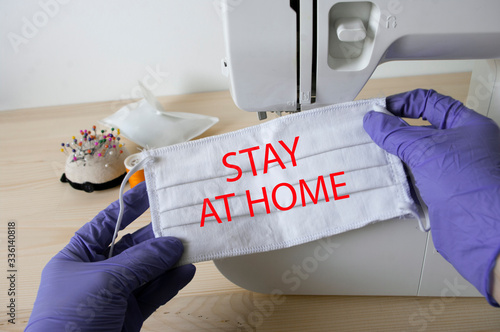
<box><xmin>200</xmin><ymin>136</ymin><xmax>349</xmax><ymax>227</ymax></box>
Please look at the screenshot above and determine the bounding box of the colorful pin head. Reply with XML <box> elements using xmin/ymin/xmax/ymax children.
<box><xmin>60</xmin><ymin>126</ymin><xmax>125</xmax><ymax>164</ymax></box>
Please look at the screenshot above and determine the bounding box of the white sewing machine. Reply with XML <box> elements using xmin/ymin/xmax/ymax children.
<box><xmin>214</xmin><ymin>0</ymin><xmax>500</xmax><ymax>297</ymax></box>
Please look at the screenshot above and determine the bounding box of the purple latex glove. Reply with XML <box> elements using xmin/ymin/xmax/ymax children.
<box><xmin>363</xmin><ymin>89</ymin><xmax>500</xmax><ymax>306</ymax></box>
<box><xmin>26</xmin><ymin>182</ymin><xmax>196</xmax><ymax>331</ymax></box>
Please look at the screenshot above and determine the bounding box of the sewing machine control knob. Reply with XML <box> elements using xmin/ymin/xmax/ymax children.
<box><xmin>335</xmin><ymin>18</ymin><xmax>366</xmax><ymax>42</ymax></box>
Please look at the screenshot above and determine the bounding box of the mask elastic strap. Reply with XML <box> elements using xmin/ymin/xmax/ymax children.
<box><xmin>403</xmin><ymin>203</ymin><xmax>430</xmax><ymax>232</ymax></box>
<box><xmin>108</xmin><ymin>156</ymin><xmax>152</xmax><ymax>258</ymax></box>
<box><xmin>418</xmin><ymin>216</ymin><xmax>431</xmax><ymax>233</ymax></box>
<box><xmin>404</xmin><ymin>167</ymin><xmax>431</xmax><ymax>233</ymax></box>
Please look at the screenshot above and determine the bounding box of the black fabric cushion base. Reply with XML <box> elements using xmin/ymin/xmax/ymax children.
<box><xmin>60</xmin><ymin>173</ymin><xmax>126</xmax><ymax>193</ymax></box>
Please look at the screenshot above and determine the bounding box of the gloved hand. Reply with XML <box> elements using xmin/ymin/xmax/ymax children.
<box><xmin>26</xmin><ymin>182</ymin><xmax>196</xmax><ymax>331</ymax></box>
<box><xmin>363</xmin><ymin>89</ymin><xmax>500</xmax><ymax>306</ymax></box>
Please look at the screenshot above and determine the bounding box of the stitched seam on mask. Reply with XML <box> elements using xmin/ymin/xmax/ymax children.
<box><xmin>156</xmin><ymin>162</ymin><xmax>394</xmax><ymax>214</ymax></box>
<box><xmin>146</xmin><ymin>99</ymin><xmax>384</xmax><ymax>157</ymax></box>
<box><xmin>376</xmin><ymin>95</ymin><xmax>410</xmax><ymax>207</ymax></box>
<box><xmin>145</xmin><ymin>162</ymin><xmax>163</xmax><ymax>237</ymax></box>
<box><xmin>383</xmin><ymin>152</ymin><xmax>400</xmax><ymax>200</ymax></box>
<box><xmin>384</xmin><ymin>151</ymin><xmax>413</xmax><ymax>206</ymax></box>
<box><xmin>159</xmin><ymin>182</ymin><xmax>407</xmax><ymax>228</ymax></box>
<box><xmin>179</xmin><ymin>207</ymin><xmax>413</xmax><ymax>264</ymax></box>
<box><xmin>153</xmin><ymin>140</ymin><xmax>378</xmax><ymax>191</ymax></box>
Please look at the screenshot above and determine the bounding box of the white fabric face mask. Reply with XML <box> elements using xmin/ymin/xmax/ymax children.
<box><xmin>99</xmin><ymin>82</ymin><xmax>218</xmax><ymax>149</ymax></box>
<box><xmin>110</xmin><ymin>98</ymin><xmax>426</xmax><ymax>264</ymax></box>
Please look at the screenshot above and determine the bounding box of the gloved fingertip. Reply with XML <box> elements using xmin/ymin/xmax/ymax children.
<box><xmin>175</xmin><ymin>264</ymin><xmax>196</xmax><ymax>288</ymax></box>
<box><xmin>152</xmin><ymin>237</ymin><xmax>186</xmax><ymax>265</ymax></box>
<box><xmin>146</xmin><ymin>236</ymin><xmax>184</xmax><ymax>256</ymax></box>
<box><xmin>184</xmin><ymin>263</ymin><xmax>196</xmax><ymax>277</ymax></box>
<box><xmin>362</xmin><ymin>110</ymin><xmax>416</xmax><ymax>160</ymax></box>
<box><xmin>362</xmin><ymin>110</ymin><xmax>378</xmax><ymax>123</ymax></box>
<box><xmin>159</xmin><ymin>236</ymin><xmax>184</xmax><ymax>250</ymax></box>
<box><xmin>364</xmin><ymin>109</ymin><xmax>387</xmax><ymax>120</ymax></box>
<box><xmin>362</xmin><ymin>110</ymin><xmax>386</xmax><ymax>136</ymax></box>
<box><xmin>111</xmin><ymin>237</ymin><xmax>188</xmax><ymax>290</ymax></box>
<box><xmin>385</xmin><ymin>89</ymin><xmax>429</xmax><ymax>117</ymax></box>
<box><xmin>363</xmin><ymin>110</ymin><xmax>376</xmax><ymax>120</ymax></box>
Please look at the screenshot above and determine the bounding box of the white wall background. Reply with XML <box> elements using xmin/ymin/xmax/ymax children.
<box><xmin>0</xmin><ymin>0</ymin><xmax>474</xmax><ymax>112</ymax></box>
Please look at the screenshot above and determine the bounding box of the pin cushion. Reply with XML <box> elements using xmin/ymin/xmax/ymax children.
<box><xmin>59</xmin><ymin>126</ymin><xmax>130</xmax><ymax>192</ymax></box>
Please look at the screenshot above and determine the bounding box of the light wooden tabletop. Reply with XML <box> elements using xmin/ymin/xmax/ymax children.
<box><xmin>1</xmin><ymin>72</ymin><xmax>499</xmax><ymax>331</ymax></box>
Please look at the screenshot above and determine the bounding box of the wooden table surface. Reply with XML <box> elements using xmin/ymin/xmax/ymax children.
<box><xmin>1</xmin><ymin>73</ymin><xmax>499</xmax><ymax>331</ymax></box>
